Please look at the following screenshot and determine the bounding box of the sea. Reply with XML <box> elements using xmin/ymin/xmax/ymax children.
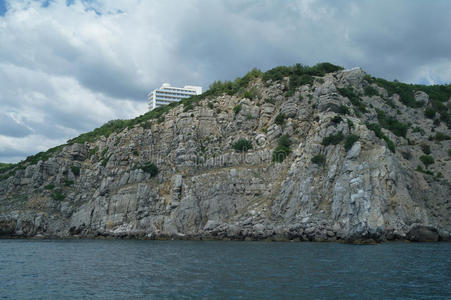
<box><xmin>0</xmin><ymin>239</ymin><xmax>450</xmax><ymax>299</ymax></box>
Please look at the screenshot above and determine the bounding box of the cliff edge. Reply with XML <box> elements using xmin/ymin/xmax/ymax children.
<box><xmin>1</xmin><ymin>63</ymin><xmax>450</xmax><ymax>242</ymax></box>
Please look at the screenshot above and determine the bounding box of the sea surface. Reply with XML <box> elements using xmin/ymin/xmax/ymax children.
<box><xmin>0</xmin><ymin>239</ymin><xmax>450</xmax><ymax>299</ymax></box>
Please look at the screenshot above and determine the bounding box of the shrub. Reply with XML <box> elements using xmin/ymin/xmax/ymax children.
<box><xmin>207</xmin><ymin>102</ymin><xmax>214</xmax><ymax>109</ymax></box>
<box><xmin>285</xmin><ymin>89</ymin><xmax>295</xmax><ymax>97</ymax></box>
<box><xmin>421</xmin><ymin>144</ymin><xmax>431</xmax><ymax>154</ymax></box>
<box><xmin>344</xmin><ymin>134</ymin><xmax>359</xmax><ymax>151</ymax></box>
<box><xmin>243</xmin><ymin>90</ymin><xmax>255</xmax><ymax>99</ymax></box>
<box><xmin>233</xmin><ymin>104</ymin><xmax>242</xmax><ymax>115</ymax></box>
<box><xmin>338</xmin><ymin>105</ymin><xmax>350</xmax><ymax>115</ymax></box>
<box><xmin>337</xmin><ymin>87</ymin><xmax>367</xmax><ymax>113</ymax></box>
<box><xmin>412</xmin><ymin>127</ymin><xmax>425</xmax><ymax>135</ymax></box>
<box><xmin>265</xmin><ymin>98</ymin><xmax>275</xmax><ymax>105</ymax></box>
<box><xmin>89</xmin><ymin>146</ymin><xmax>98</xmax><ymax>157</ymax></box>
<box><xmin>71</xmin><ymin>166</ymin><xmax>80</xmax><ymax>176</ymax></box>
<box><xmin>275</xmin><ymin>113</ymin><xmax>286</xmax><ymax>125</ymax></box>
<box><xmin>419</xmin><ymin>155</ymin><xmax>434</xmax><ymax>168</ymax></box>
<box><xmin>272</xmin><ymin>145</ymin><xmax>290</xmax><ymax>163</ymax></box>
<box><xmin>434</xmin><ymin>131</ymin><xmax>450</xmax><ymax>141</ymax></box>
<box><xmin>364</xmin><ymin>86</ymin><xmax>378</xmax><ymax>97</ymax></box>
<box><xmin>140</xmin><ymin>162</ymin><xmax>159</xmax><ymax>177</ymax></box>
<box><xmin>278</xmin><ymin>135</ymin><xmax>292</xmax><ymax>148</ymax></box>
<box><xmin>272</xmin><ymin>135</ymin><xmax>292</xmax><ymax>163</ymax></box>
<box><xmin>52</xmin><ymin>190</ymin><xmax>65</xmax><ymax>201</ymax></box>
<box><xmin>64</xmin><ymin>179</ymin><xmax>74</xmax><ymax>187</ymax></box>
<box><xmin>322</xmin><ymin>132</ymin><xmax>344</xmax><ymax>146</ymax></box>
<box><xmin>376</xmin><ymin>110</ymin><xmax>408</xmax><ymax>137</ymax></box>
<box><xmin>416</xmin><ymin>165</ymin><xmax>434</xmax><ymax>176</ymax></box>
<box><xmin>311</xmin><ymin>154</ymin><xmax>326</xmax><ymax>165</ymax></box>
<box><xmin>183</xmin><ymin>103</ymin><xmax>194</xmax><ymax>112</ymax></box>
<box><xmin>44</xmin><ymin>184</ymin><xmax>55</xmax><ymax>190</ymax></box>
<box><xmin>425</xmin><ymin>107</ymin><xmax>435</xmax><ymax>119</ymax></box>
<box><xmin>401</xmin><ymin>151</ymin><xmax>412</xmax><ymax>160</ymax></box>
<box><xmin>330</xmin><ymin>116</ymin><xmax>343</xmax><ymax>124</ymax></box>
<box><xmin>232</xmin><ymin>139</ymin><xmax>253</xmax><ymax>153</ymax></box>
<box><xmin>366</xmin><ymin>123</ymin><xmax>396</xmax><ymax>153</ymax></box>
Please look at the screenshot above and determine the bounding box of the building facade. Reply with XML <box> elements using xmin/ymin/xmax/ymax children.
<box><xmin>148</xmin><ymin>83</ymin><xmax>202</xmax><ymax>110</ymax></box>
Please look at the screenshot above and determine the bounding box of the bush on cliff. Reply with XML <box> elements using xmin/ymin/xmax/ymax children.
<box><xmin>232</xmin><ymin>139</ymin><xmax>253</xmax><ymax>153</ymax></box>
<box><xmin>139</xmin><ymin>162</ymin><xmax>159</xmax><ymax>177</ymax></box>
<box><xmin>272</xmin><ymin>135</ymin><xmax>292</xmax><ymax>163</ymax></box>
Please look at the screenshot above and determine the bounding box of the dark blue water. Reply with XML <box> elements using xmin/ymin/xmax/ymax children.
<box><xmin>0</xmin><ymin>240</ymin><xmax>450</xmax><ymax>299</ymax></box>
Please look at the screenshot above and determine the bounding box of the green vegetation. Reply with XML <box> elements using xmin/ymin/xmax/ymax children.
<box><xmin>322</xmin><ymin>132</ymin><xmax>344</xmax><ymax>146</ymax></box>
<box><xmin>367</xmin><ymin>123</ymin><xmax>395</xmax><ymax>153</ymax></box>
<box><xmin>0</xmin><ymin>163</ymin><xmax>13</xmax><ymax>173</ymax></box>
<box><xmin>264</xmin><ymin>98</ymin><xmax>275</xmax><ymax>105</ymax></box>
<box><xmin>207</xmin><ymin>102</ymin><xmax>214</xmax><ymax>109</ymax></box>
<box><xmin>433</xmin><ymin>131</ymin><xmax>450</xmax><ymax>141</ymax></box>
<box><xmin>421</xmin><ymin>144</ymin><xmax>431</xmax><ymax>154</ymax></box>
<box><xmin>89</xmin><ymin>146</ymin><xmax>99</xmax><ymax>157</ymax></box>
<box><xmin>233</xmin><ymin>104</ymin><xmax>242</xmax><ymax>115</ymax></box>
<box><xmin>71</xmin><ymin>166</ymin><xmax>80</xmax><ymax>176</ymax></box>
<box><xmin>311</xmin><ymin>154</ymin><xmax>326</xmax><ymax>165</ymax></box>
<box><xmin>337</xmin><ymin>87</ymin><xmax>367</xmax><ymax>114</ymax></box>
<box><xmin>275</xmin><ymin>113</ymin><xmax>286</xmax><ymax>125</ymax></box>
<box><xmin>44</xmin><ymin>184</ymin><xmax>55</xmax><ymax>190</ymax></box>
<box><xmin>338</xmin><ymin>105</ymin><xmax>350</xmax><ymax>115</ymax></box>
<box><xmin>263</xmin><ymin>62</ymin><xmax>343</xmax><ymax>96</ymax></box>
<box><xmin>272</xmin><ymin>135</ymin><xmax>292</xmax><ymax>163</ymax></box>
<box><xmin>416</xmin><ymin>165</ymin><xmax>434</xmax><ymax>176</ymax></box>
<box><xmin>232</xmin><ymin>139</ymin><xmax>253</xmax><ymax>153</ymax></box>
<box><xmin>419</xmin><ymin>155</ymin><xmax>434</xmax><ymax>168</ymax></box>
<box><xmin>139</xmin><ymin>162</ymin><xmax>159</xmax><ymax>177</ymax></box>
<box><xmin>412</xmin><ymin>127</ymin><xmax>425</xmax><ymax>135</ymax></box>
<box><xmin>52</xmin><ymin>190</ymin><xmax>65</xmax><ymax>201</ymax></box>
<box><xmin>344</xmin><ymin>134</ymin><xmax>359</xmax><ymax>151</ymax></box>
<box><xmin>330</xmin><ymin>116</ymin><xmax>343</xmax><ymax>125</ymax></box>
<box><xmin>368</xmin><ymin>76</ymin><xmax>451</xmax><ymax>127</ymax></box>
<box><xmin>448</xmin><ymin>149</ymin><xmax>451</xmax><ymax>157</ymax></box>
<box><xmin>376</xmin><ymin>110</ymin><xmax>408</xmax><ymax>137</ymax></box>
<box><xmin>425</xmin><ymin>107</ymin><xmax>436</xmax><ymax>119</ymax></box>
<box><xmin>64</xmin><ymin>179</ymin><xmax>74</xmax><ymax>187</ymax></box>
<box><xmin>364</xmin><ymin>85</ymin><xmax>379</xmax><ymax>97</ymax></box>
<box><xmin>1</xmin><ymin>62</ymin><xmax>447</xmax><ymax>182</ymax></box>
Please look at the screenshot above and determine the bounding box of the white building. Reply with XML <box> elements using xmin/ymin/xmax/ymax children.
<box><xmin>148</xmin><ymin>83</ymin><xmax>202</xmax><ymax>110</ymax></box>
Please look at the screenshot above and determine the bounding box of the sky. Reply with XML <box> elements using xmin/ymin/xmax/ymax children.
<box><xmin>1</xmin><ymin>0</ymin><xmax>451</xmax><ymax>163</ymax></box>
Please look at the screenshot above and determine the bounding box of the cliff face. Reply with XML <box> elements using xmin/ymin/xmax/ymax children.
<box><xmin>1</xmin><ymin>67</ymin><xmax>450</xmax><ymax>242</ymax></box>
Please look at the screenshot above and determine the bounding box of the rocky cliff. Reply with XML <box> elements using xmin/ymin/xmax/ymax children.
<box><xmin>1</xmin><ymin>64</ymin><xmax>450</xmax><ymax>242</ymax></box>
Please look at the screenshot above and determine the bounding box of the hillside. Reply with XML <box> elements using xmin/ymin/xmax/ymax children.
<box><xmin>0</xmin><ymin>63</ymin><xmax>450</xmax><ymax>242</ymax></box>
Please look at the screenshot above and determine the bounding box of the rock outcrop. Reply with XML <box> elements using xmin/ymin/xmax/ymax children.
<box><xmin>1</xmin><ymin>65</ymin><xmax>450</xmax><ymax>242</ymax></box>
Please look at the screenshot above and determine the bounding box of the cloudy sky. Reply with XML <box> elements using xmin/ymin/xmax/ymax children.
<box><xmin>1</xmin><ymin>0</ymin><xmax>450</xmax><ymax>163</ymax></box>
